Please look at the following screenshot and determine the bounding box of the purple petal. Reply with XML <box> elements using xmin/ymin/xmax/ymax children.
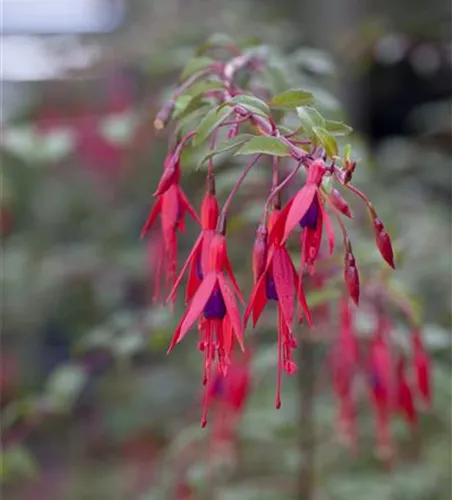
<box><xmin>299</xmin><ymin>197</ymin><xmax>319</xmax><ymax>229</ymax></box>
<box><xmin>203</xmin><ymin>286</ymin><xmax>226</xmax><ymax>319</ymax></box>
<box><xmin>266</xmin><ymin>274</ymin><xmax>278</xmax><ymax>301</ymax></box>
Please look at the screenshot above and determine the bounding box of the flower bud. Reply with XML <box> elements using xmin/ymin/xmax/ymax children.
<box><xmin>329</xmin><ymin>188</ymin><xmax>353</xmax><ymax>218</ymax></box>
<box><xmin>412</xmin><ymin>330</ymin><xmax>431</xmax><ymax>406</ymax></box>
<box><xmin>252</xmin><ymin>224</ymin><xmax>268</xmax><ymax>283</ymax></box>
<box><xmin>154</xmin><ymin>101</ymin><xmax>174</xmax><ymax>130</ymax></box>
<box><xmin>153</xmin><ymin>154</ymin><xmax>180</xmax><ymax>196</ymax></box>
<box><xmin>344</xmin><ymin>251</ymin><xmax>360</xmax><ymax>305</ymax></box>
<box><xmin>209</xmin><ymin>233</ymin><xmax>228</xmax><ymax>272</ymax></box>
<box><xmin>201</xmin><ymin>174</ymin><xmax>219</xmax><ymax>230</ymax></box>
<box><xmin>372</xmin><ymin>217</ymin><xmax>395</xmax><ymax>269</ymax></box>
<box><xmin>227</xmin><ymin>123</ymin><xmax>239</xmax><ymax>139</ymax></box>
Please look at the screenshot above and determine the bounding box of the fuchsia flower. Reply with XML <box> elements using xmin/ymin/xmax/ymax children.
<box><xmin>141</xmin><ymin>44</ymin><xmax>429</xmax><ymax>454</ymax></box>
<box><xmin>245</xmin><ymin>202</ymin><xmax>312</xmax><ymax>408</ymax></box>
<box><xmin>273</xmin><ymin>159</ymin><xmax>335</xmax><ymax>273</ymax></box>
<box><xmin>168</xmin><ymin>173</ymin><xmax>230</xmax><ymax>305</ymax></box>
<box><xmin>141</xmin><ymin>147</ymin><xmax>199</xmax><ymax>303</ymax></box>
<box><xmin>395</xmin><ymin>355</ymin><xmax>416</xmax><ymax>426</ymax></box>
<box><xmin>367</xmin><ymin>314</ymin><xmax>394</xmax><ymax>458</ymax></box>
<box><xmin>168</xmin><ymin>230</ymin><xmax>244</xmax><ymax>426</ymax></box>
<box><xmin>330</xmin><ymin>298</ymin><xmax>359</xmax><ymax>449</ymax></box>
<box><xmin>327</xmin><ymin>295</ymin><xmax>432</xmax><ymax>458</ymax></box>
<box><xmin>412</xmin><ymin>328</ymin><xmax>431</xmax><ymax>406</ymax></box>
<box><xmin>344</xmin><ymin>245</ymin><xmax>360</xmax><ymax>306</ymax></box>
<box><xmin>208</xmin><ymin>351</ymin><xmax>251</xmax><ymax>445</ymax></box>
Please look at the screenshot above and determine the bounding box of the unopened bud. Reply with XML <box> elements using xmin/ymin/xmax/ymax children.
<box><xmin>372</xmin><ymin>217</ymin><xmax>395</xmax><ymax>269</ymax></box>
<box><xmin>330</xmin><ymin>188</ymin><xmax>353</xmax><ymax>218</ymax></box>
<box><xmin>344</xmin><ymin>251</ymin><xmax>360</xmax><ymax>305</ymax></box>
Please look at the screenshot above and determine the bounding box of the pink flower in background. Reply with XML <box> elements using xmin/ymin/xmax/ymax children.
<box><xmin>330</xmin><ymin>298</ymin><xmax>359</xmax><ymax>451</ymax></box>
<box><xmin>141</xmin><ymin>146</ymin><xmax>200</xmax><ymax>304</ymax></box>
<box><xmin>412</xmin><ymin>328</ymin><xmax>432</xmax><ymax>407</ymax></box>
<box><xmin>208</xmin><ymin>350</ymin><xmax>251</xmax><ymax>451</ymax></box>
<box><xmin>34</xmin><ymin>73</ymin><xmax>135</xmax><ymax>180</ymax></box>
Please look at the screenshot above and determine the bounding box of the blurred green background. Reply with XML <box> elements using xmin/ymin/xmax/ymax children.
<box><xmin>1</xmin><ymin>1</ymin><xmax>451</xmax><ymax>499</ymax></box>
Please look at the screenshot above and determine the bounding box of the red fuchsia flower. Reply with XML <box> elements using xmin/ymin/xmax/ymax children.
<box><xmin>35</xmin><ymin>75</ymin><xmax>135</xmax><ymax>181</ymax></box>
<box><xmin>207</xmin><ymin>350</ymin><xmax>251</xmax><ymax>448</ymax></box>
<box><xmin>167</xmin><ymin>231</ymin><xmax>245</xmax><ymax>426</ymax></box>
<box><xmin>411</xmin><ymin>328</ymin><xmax>431</xmax><ymax>407</ymax></box>
<box><xmin>141</xmin><ymin>145</ymin><xmax>200</xmax><ymax>304</ymax></box>
<box><xmin>330</xmin><ymin>298</ymin><xmax>359</xmax><ymax>450</ymax></box>
<box><xmin>167</xmin><ymin>173</ymin><xmax>221</xmax><ymax>305</ymax></box>
<box><xmin>304</xmin><ymin>248</ymin><xmax>333</xmax><ymax>322</ymax></box>
<box><xmin>367</xmin><ymin>313</ymin><xmax>395</xmax><ymax>459</ymax></box>
<box><xmin>372</xmin><ymin>217</ymin><xmax>395</xmax><ymax>269</ymax></box>
<box><xmin>395</xmin><ymin>355</ymin><xmax>416</xmax><ymax>426</ymax></box>
<box><xmin>272</xmin><ymin>159</ymin><xmax>335</xmax><ymax>274</ymax></box>
<box><xmin>245</xmin><ymin>203</ymin><xmax>312</xmax><ymax>408</ymax></box>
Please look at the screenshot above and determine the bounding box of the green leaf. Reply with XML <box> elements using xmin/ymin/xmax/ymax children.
<box><xmin>174</xmin><ymin>81</ymin><xmax>224</xmax><ymax>118</ymax></box>
<box><xmin>198</xmin><ymin>134</ymin><xmax>255</xmax><ymax>167</ymax></box>
<box><xmin>196</xmin><ymin>33</ymin><xmax>235</xmax><ymax>55</ymax></box>
<box><xmin>224</xmin><ymin>94</ymin><xmax>270</xmax><ymax>115</ymax></box>
<box><xmin>180</xmin><ymin>57</ymin><xmax>213</xmax><ymax>81</ymax></box>
<box><xmin>175</xmin><ymin>105</ymin><xmax>212</xmax><ymax>137</ymax></box>
<box><xmin>235</xmin><ymin>136</ymin><xmax>291</xmax><ymax>157</ymax></box>
<box><xmin>174</xmin><ymin>95</ymin><xmax>208</xmax><ymax>121</ymax></box>
<box><xmin>173</xmin><ymin>94</ymin><xmax>194</xmax><ymax>116</ymax></box>
<box><xmin>193</xmin><ymin>106</ymin><xmax>233</xmax><ymax>146</ymax></box>
<box><xmin>313</xmin><ymin>126</ymin><xmax>338</xmax><ymax>158</ymax></box>
<box><xmin>325</xmin><ymin>120</ymin><xmax>353</xmax><ymax>136</ymax></box>
<box><xmin>183</xmin><ymin>80</ymin><xmax>225</xmax><ymax>98</ymax></box>
<box><xmin>344</xmin><ymin>144</ymin><xmax>352</xmax><ymax>162</ymax></box>
<box><xmin>270</xmin><ymin>89</ymin><xmax>314</xmax><ymax>109</ymax></box>
<box><xmin>261</xmin><ymin>65</ymin><xmax>289</xmax><ymax>94</ymax></box>
<box><xmin>296</xmin><ymin>106</ymin><xmax>325</xmax><ymax>134</ymax></box>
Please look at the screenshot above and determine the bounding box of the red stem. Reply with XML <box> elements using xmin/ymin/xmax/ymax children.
<box><xmin>326</xmin><ymin>197</ymin><xmax>351</xmax><ymax>251</ymax></box>
<box><xmin>219</xmin><ymin>154</ymin><xmax>262</xmax><ymax>225</ymax></box>
<box><xmin>264</xmin><ymin>160</ymin><xmax>304</xmax><ymax>215</ymax></box>
<box><xmin>272</xmin><ymin>156</ymin><xmax>279</xmax><ymax>188</ymax></box>
<box><xmin>208</xmin><ymin>128</ymin><xmax>220</xmax><ymax>175</ymax></box>
<box><xmin>346</xmin><ymin>183</ymin><xmax>377</xmax><ymax>217</ymax></box>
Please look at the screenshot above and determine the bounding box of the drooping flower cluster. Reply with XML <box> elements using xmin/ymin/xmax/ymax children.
<box><xmin>140</xmin><ymin>42</ymin><xmax>425</xmax><ymax>430</ymax></box>
<box><xmin>329</xmin><ymin>293</ymin><xmax>431</xmax><ymax>460</ymax></box>
<box><xmin>207</xmin><ymin>350</ymin><xmax>251</xmax><ymax>450</ymax></box>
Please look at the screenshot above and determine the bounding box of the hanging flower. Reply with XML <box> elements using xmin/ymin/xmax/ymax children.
<box><xmin>141</xmin><ymin>145</ymin><xmax>200</xmax><ymax>304</ymax></box>
<box><xmin>208</xmin><ymin>350</ymin><xmax>251</xmax><ymax>447</ymax></box>
<box><xmin>330</xmin><ymin>298</ymin><xmax>359</xmax><ymax>449</ymax></box>
<box><xmin>245</xmin><ymin>205</ymin><xmax>312</xmax><ymax>408</ymax></box>
<box><xmin>168</xmin><ymin>232</ymin><xmax>244</xmax><ymax>426</ymax></box>
<box><xmin>412</xmin><ymin>328</ymin><xmax>431</xmax><ymax>407</ymax></box>
<box><xmin>167</xmin><ymin>173</ymin><xmax>221</xmax><ymax>305</ymax></box>
<box><xmin>367</xmin><ymin>314</ymin><xmax>395</xmax><ymax>458</ymax></box>
<box><xmin>395</xmin><ymin>355</ymin><xmax>416</xmax><ymax>426</ymax></box>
